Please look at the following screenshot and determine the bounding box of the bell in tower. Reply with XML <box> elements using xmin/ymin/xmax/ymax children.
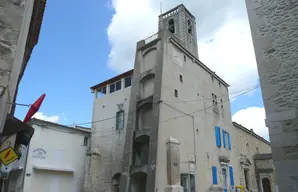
<box><xmin>158</xmin><ymin>4</ymin><xmax>198</xmax><ymax>58</ymax></box>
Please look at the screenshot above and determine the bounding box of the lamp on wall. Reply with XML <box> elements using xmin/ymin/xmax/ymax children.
<box><xmin>0</xmin><ymin>86</ymin><xmax>6</xmax><ymax>97</ymax></box>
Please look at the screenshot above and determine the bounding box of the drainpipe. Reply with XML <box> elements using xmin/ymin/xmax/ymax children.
<box><xmin>21</xmin><ymin>143</ymin><xmax>30</xmax><ymax>190</ymax></box>
<box><xmin>161</xmin><ymin>101</ymin><xmax>196</xmax><ymax>162</ymax></box>
<box><xmin>191</xmin><ymin>116</ymin><xmax>196</xmax><ymax>163</ymax></box>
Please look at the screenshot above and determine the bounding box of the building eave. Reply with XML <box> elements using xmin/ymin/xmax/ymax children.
<box><xmin>233</xmin><ymin>121</ymin><xmax>270</xmax><ymax>145</ymax></box>
<box><xmin>20</xmin><ymin>0</ymin><xmax>46</xmax><ymax>83</ymax></box>
<box><xmin>90</xmin><ymin>69</ymin><xmax>134</xmax><ymax>90</ymax></box>
<box><xmin>30</xmin><ymin>118</ymin><xmax>91</xmax><ymax>134</ymax></box>
<box><xmin>169</xmin><ymin>37</ymin><xmax>230</xmax><ymax>87</ymax></box>
<box><xmin>253</xmin><ymin>153</ymin><xmax>273</xmax><ymax>160</ymax></box>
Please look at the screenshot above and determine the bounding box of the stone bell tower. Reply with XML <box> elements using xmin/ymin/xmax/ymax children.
<box><xmin>158</xmin><ymin>4</ymin><xmax>198</xmax><ymax>57</ymax></box>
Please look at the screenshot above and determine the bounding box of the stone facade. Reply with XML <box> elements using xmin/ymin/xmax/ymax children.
<box><xmin>0</xmin><ymin>0</ymin><xmax>45</xmax><ymax>141</ymax></box>
<box><xmin>254</xmin><ymin>153</ymin><xmax>277</xmax><ymax>192</ymax></box>
<box><xmin>245</xmin><ymin>0</ymin><xmax>298</xmax><ymax>191</ymax></box>
<box><xmin>84</xmin><ymin>71</ymin><xmax>132</xmax><ymax>192</ymax></box>
<box><xmin>0</xmin><ymin>0</ymin><xmax>28</xmax><ymax>135</ymax></box>
<box><xmin>86</xmin><ymin>4</ymin><xmax>273</xmax><ymax>192</ymax></box>
<box><xmin>0</xmin><ymin>0</ymin><xmax>46</xmax><ymax>189</ymax></box>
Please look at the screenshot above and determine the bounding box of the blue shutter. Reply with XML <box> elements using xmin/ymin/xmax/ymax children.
<box><xmin>227</xmin><ymin>132</ymin><xmax>231</xmax><ymax>150</ymax></box>
<box><xmin>222</xmin><ymin>130</ymin><xmax>226</xmax><ymax>148</ymax></box>
<box><xmin>229</xmin><ymin>166</ymin><xmax>235</xmax><ymax>186</ymax></box>
<box><xmin>215</xmin><ymin>126</ymin><xmax>221</xmax><ymax>147</ymax></box>
<box><xmin>212</xmin><ymin>166</ymin><xmax>218</xmax><ymax>184</ymax></box>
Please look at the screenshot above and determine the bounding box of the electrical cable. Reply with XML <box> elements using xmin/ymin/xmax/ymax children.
<box><xmin>71</xmin><ymin>84</ymin><xmax>259</xmax><ymax>128</ymax></box>
<box><xmin>162</xmin><ymin>84</ymin><xmax>260</xmax><ymax>103</ymax></box>
<box><xmin>159</xmin><ymin>85</ymin><xmax>259</xmax><ymax>124</ymax></box>
<box><xmin>74</xmin><ymin>85</ymin><xmax>259</xmax><ymax>138</ymax></box>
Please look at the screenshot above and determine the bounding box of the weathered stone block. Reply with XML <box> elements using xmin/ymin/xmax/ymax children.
<box><xmin>266</xmin><ymin>109</ymin><xmax>296</xmax><ymax>122</ymax></box>
<box><xmin>270</xmin><ymin>132</ymin><xmax>298</xmax><ymax>147</ymax></box>
<box><xmin>274</xmin><ymin>159</ymin><xmax>298</xmax><ymax>178</ymax></box>
<box><xmin>164</xmin><ymin>185</ymin><xmax>183</xmax><ymax>192</ymax></box>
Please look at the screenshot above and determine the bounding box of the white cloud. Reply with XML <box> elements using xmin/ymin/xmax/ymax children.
<box><xmin>199</xmin><ymin>20</ymin><xmax>259</xmax><ymax>93</ymax></box>
<box><xmin>33</xmin><ymin>112</ymin><xmax>60</xmax><ymax>123</ymax></box>
<box><xmin>232</xmin><ymin>107</ymin><xmax>269</xmax><ymax>140</ymax></box>
<box><xmin>107</xmin><ymin>0</ymin><xmax>259</xmax><ymax>93</ymax></box>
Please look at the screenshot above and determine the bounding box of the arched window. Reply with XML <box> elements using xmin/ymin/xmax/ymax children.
<box><xmin>168</xmin><ymin>19</ymin><xmax>175</xmax><ymax>33</ymax></box>
<box><xmin>112</xmin><ymin>173</ymin><xmax>121</xmax><ymax>192</ymax></box>
<box><xmin>187</xmin><ymin>19</ymin><xmax>192</xmax><ymax>34</ymax></box>
<box><xmin>262</xmin><ymin>178</ymin><xmax>272</xmax><ymax>192</ymax></box>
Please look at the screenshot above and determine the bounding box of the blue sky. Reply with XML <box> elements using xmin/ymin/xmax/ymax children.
<box><xmin>15</xmin><ymin>0</ymin><xmax>115</xmax><ymax>126</ymax></box>
<box><xmin>15</xmin><ymin>0</ymin><xmax>267</xmax><ymax>139</ymax></box>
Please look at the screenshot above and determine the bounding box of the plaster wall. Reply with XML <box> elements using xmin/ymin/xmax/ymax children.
<box><xmin>84</xmin><ymin>87</ymin><xmax>131</xmax><ymax>192</ymax></box>
<box><xmin>22</xmin><ymin>121</ymin><xmax>90</xmax><ymax>192</ymax></box>
<box><xmin>155</xmin><ymin>39</ymin><xmax>233</xmax><ymax>191</ymax></box>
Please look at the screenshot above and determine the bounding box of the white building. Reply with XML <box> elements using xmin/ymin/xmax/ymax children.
<box><xmin>4</xmin><ymin>118</ymin><xmax>90</xmax><ymax>192</ymax></box>
<box><xmin>85</xmin><ymin>4</ymin><xmax>274</xmax><ymax>192</ymax></box>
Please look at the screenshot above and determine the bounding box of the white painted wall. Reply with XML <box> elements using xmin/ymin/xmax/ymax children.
<box><xmin>22</xmin><ymin>120</ymin><xmax>90</xmax><ymax>192</ymax></box>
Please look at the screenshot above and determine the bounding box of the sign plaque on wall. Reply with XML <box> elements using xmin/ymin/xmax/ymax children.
<box><xmin>0</xmin><ymin>147</ymin><xmax>19</xmax><ymax>166</ymax></box>
<box><xmin>32</xmin><ymin>148</ymin><xmax>47</xmax><ymax>159</ymax></box>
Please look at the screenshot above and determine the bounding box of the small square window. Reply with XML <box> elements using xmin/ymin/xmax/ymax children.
<box><xmin>97</xmin><ymin>86</ymin><xmax>107</xmax><ymax>98</ymax></box>
<box><xmin>184</xmin><ymin>55</ymin><xmax>186</xmax><ymax>61</ymax></box>
<box><xmin>116</xmin><ymin>81</ymin><xmax>121</xmax><ymax>91</ymax></box>
<box><xmin>83</xmin><ymin>136</ymin><xmax>88</xmax><ymax>146</ymax></box>
<box><xmin>212</xmin><ymin>93</ymin><xmax>218</xmax><ymax>112</ymax></box>
<box><xmin>110</xmin><ymin>84</ymin><xmax>115</xmax><ymax>93</ymax></box>
<box><xmin>180</xmin><ymin>75</ymin><xmax>183</xmax><ymax>82</ymax></box>
<box><xmin>125</xmin><ymin>76</ymin><xmax>132</xmax><ymax>88</ymax></box>
<box><xmin>102</xmin><ymin>86</ymin><xmax>106</xmax><ymax>94</ymax></box>
<box><xmin>174</xmin><ymin>89</ymin><xmax>178</xmax><ymax>98</ymax></box>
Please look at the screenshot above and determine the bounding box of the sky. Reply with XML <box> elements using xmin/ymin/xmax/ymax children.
<box><xmin>15</xmin><ymin>0</ymin><xmax>269</xmax><ymax>140</ymax></box>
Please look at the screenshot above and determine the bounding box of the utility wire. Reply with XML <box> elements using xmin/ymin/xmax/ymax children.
<box><xmin>76</xmin><ymin>85</ymin><xmax>259</xmax><ymax>138</ymax></box>
<box><xmin>72</xmin><ymin>84</ymin><xmax>259</xmax><ymax>127</ymax></box>
<box><xmin>163</xmin><ymin>84</ymin><xmax>260</xmax><ymax>103</ymax></box>
<box><xmin>159</xmin><ymin>85</ymin><xmax>259</xmax><ymax>124</ymax></box>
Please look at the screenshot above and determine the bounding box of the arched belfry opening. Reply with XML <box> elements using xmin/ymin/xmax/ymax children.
<box><xmin>168</xmin><ymin>19</ymin><xmax>175</xmax><ymax>33</ymax></box>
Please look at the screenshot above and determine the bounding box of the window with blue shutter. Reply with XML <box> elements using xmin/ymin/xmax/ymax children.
<box><xmin>227</xmin><ymin>132</ymin><xmax>231</xmax><ymax>150</ymax></box>
<box><xmin>215</xmin><ymin>126</ymin><xmax>221</xmax><ymax>147</ymax></box>
<box><xmin>222</xmin><ymin>130</ymin><xmax>226</xmax><ymax>148</ymax></box>
<box><xmin>212</xmin><ymin>166</ymin><xmax>218</xmax><ymax>185</ymax></box>
<box><xmin>229</xmin><ymin>166</ymin><xmax>235</xmax><ymax>186</ymax></box>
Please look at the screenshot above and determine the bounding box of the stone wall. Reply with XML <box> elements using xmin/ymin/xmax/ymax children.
<box><xmin>0</xmin><ymin>0</ymin><xmax>27</xmax><ymax>133</ymax></box>
<box><xmin>245</xmin><ymin>0</ymin><xmax>298</xmax><ymax>191</ymax></box>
